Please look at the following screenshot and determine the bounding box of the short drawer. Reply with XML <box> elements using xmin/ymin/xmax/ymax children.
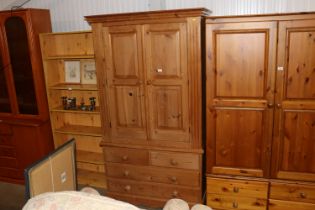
<box><xmin>150</xmin><ymin>151</ymin><xmax>200</xmax><ymax>170</ymax></box>
<box><xmin>0</xmin><ymin>167</ymin><xmax>21</xmax><ymax>179</ymax></box>
<box><xmin>106</xmin><ymin>163</ymin><xmax>200</xmax><ymax>187</ymax></box>
<box><xmin>0</xmin><ymin>157</ymin><xmax>17</xmax><ymax>168</ymax></box>
<box><xmin>270</xmin><ymin>182</ymin><xmax>315</xmax><ymax>204</ymax></box>
<box><xmin>207</xmin><ymin>177</ymin><xmax>268</xmax><ymax>199</ymax></box>
<box><xmin>207</xmin><ymin>194</ymin><xmax>267</xmax><ymax>210</ymax></box>
<box><xmin>0</xmin><ymin>146</ymin><xmax>16</xmax><ymax>157</ymax></box>
<box><xmin>269</xmin><ymin>199</ymin><xmax>315</xmax><ymax>210</ymax></box>
<box><xmin>104</xmin><ymin>147</ymin><xmax>149</xmax><ymax>165</ymax></box>
<box><xmin>0</xmin><ymin>135</ymin><xmax>13</xmax><ymax>146</ymax></box>
<box><xmin>107</xmin><ymin>178</ymin><xmax>201</xmax><ymax>203</ymax></box>
<box><xmin>0</xmin><ymin>123</ymin><xmax>12</xmax><ymax>135</ymax></box>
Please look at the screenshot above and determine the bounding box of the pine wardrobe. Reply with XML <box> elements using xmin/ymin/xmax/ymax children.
<box><xmin>206</xmin><ymin>13</ymin><xmax>315</xmax><ymax>210</ymax></box>
<box><xmin>86</xmin><ymin>8</ymin><xmax>210</xmax><ymax>207</ymax></box>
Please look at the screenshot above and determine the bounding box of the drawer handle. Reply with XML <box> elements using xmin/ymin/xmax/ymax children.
<box><xmin>232</xmin><ymin>201</ymin><xmax>238</xmax><ymax>208</ymax></box>
<box><xmin>123</xmin><ymin>170</ymin><xmax>129</xmax><ymax>177</ymax></box>
<box><xmin>300</xmin><ymin>192</ymin><xmax>307</xmax><ymax>199</ymax></box>
<box><xmin>170</xmin><ymin>176</ymin><xmax>177</xmax><ymax>183</ymax></box>
<box><xmin>172</xmin><ymin>190</ymin><xmax>178</xmax><ymax>198</ymax></box>
<box><xmin>124</xmin><ymin>185</ymin><xmax>131</xmax><ymax>192</ymax></box>
<box><xmin>122</xmin><ymin>155</ymin><xmax>129</xmax><ymax>161</ymax></box>
<box><xmin>233</xmin><ymin>187</ymin><xmax>239</xmax><ymax>193</ymax></box>
<box><xmin>170</xmin><ymin>159</ymin><xmax>178</xmax><ymax>166</ymax></box>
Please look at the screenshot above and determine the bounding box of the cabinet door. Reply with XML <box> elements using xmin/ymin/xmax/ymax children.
<box><xmin>206</xmin><ymin>21</ymin><xmax>277</xmax><ymax>177</ymax></box>
<box><xmin>144</xmin><ymin>23</ymin><xmax>190</xmax><ymax>145</ymax></box>
<box><xmin>103</xmin><ymin>25</ymin><xmax>147</xmax><ymax>141</ymax></box>
<box><xmin>272</xmin><ymin>19</ymin><xmax>315</xmax><ymax>181</ymax></box>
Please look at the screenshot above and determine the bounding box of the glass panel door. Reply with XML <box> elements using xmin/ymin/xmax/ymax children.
<box><xmin>0</xmin><ymin>51</ymin><xmax>11</xmax><ymax>113</ymax></box>
<box><xmin>5</xmin><ymin>16</ymin><xmax>38</xmax><ymax>115</ymax></box>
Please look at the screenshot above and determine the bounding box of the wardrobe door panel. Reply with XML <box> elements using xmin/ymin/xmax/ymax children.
<box><xmin>144</xmin><ymin>23</ymin><xmax>190</xmax><ymax>145</ymax></box>
<box><xmin>103</xmin><ymin>25</ymin><xmax>147</xmax><ymax>141</ymax></box>
<box><xmin>206</xmin><ymin>21</ymin><xmax>277</xmax><ymax>177</ymax></box>
<box><xmin>273</xmin><ymin>19</ymin><xmax>315</xmax><ymax>181</ymax></box>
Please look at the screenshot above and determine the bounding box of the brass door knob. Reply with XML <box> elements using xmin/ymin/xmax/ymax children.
<box><xmin>123</xmin><ymin>170</ymin><xmax>129</xmax><ymax>177</ymax></box>
<box><xmin>233</xmin><ymin>187</ymin><xmax>239</xmax><ymax>193</ymax></box>
<box><xmin>172</xmin><ymin>190</ymin><xmax>178</xmax><ymax>198</ymax></box>
<box><xmin>232</xmin><ymin>201</ymin><xmax>238</xmax><ymax>208</ymax></box>
<box><xmin>122</xmin><ymin>155</ymin><xmax>129</xmax><ymax>161</ymax></box>
<box><xmin>300</xmin><ymin>192</ymin><xmax>307</xmax><ymax>198</ymax></box>
<box><xmin>170</xmin><ymin>159</ymin><xmax>178</xmax><ymax>166</ymax></box>
<box><xmin>267</xmin><ymin>103</ymin><xmax>274</xmax><ymax>108</ymax></box>
<box><xmin>124</xmin><ymin>185</ymin><xmax>131</xmax><ymax>192</ymax></box>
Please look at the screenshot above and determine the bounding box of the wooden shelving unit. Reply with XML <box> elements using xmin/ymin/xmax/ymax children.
<box><xmin>40</xmin><ymin>31</ymin><xmax>106</xmax><ymax>190</ymax></box>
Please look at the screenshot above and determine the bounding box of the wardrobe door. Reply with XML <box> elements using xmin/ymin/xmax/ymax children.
<box><xmin>144</xmin><ymin>23</ymin><xmax>190</xmax><ymax>147</ymax></box>
<box><xmin>103</xmin><ymin>25</ymin><xmax>147</xmax><ymax>142</ymax></box>
<box><xmin>206</xmin><ymin>21</ymin><xmax>277</xmax><ymax>177</ymax></box>
<box><xmin>272</xmin><ymin>19</ymin><xmax>315</xmax><ymax>182</ymax></box>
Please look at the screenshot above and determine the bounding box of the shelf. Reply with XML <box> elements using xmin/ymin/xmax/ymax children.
<box><xmin>76</xmin><ymin>150</ymin><xmax>104</xmax><ymax>165</ymax></box>
<box><xmin>51</xmin><ymin>106</ymin><xmax>100</xmax><ymax>114</ymax></box>
<box><xmin>49</xmin><ymin>83</ymin><xmax>98</xmax><ymax>91</ymax></box>
<box><xmin>54</xmin><ymin>125</ymin><xmax>102</xmax><ymax>136</ymax></box>
<box><xmin>77</xmin><ymin>169</ymin><xmax>107</xmax><ymax>189</ymax></box>
<box><xmin>44</xmin><ymin>55</ymin><xmax>94</xmax><ymax>60</ymax></box>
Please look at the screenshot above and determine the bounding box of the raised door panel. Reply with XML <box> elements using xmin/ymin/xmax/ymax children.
<box><xmin>206</xmin><ymin>21</ymin><xmax>277</xmax><ymax>177</ymax></box>
<box><xmin>103</xmin><ymin>25</ymin><xmax>147</xmax><ymax>141</ymax></box>
<box><xmin>144</xmin><ymin>23</ymin><xmax>190</xmax><ymax>145</ymax></box>
<box><xmin>272</xmin><ymin>19</ymin><xmax>315</xmax><ymax>181</ymax></box>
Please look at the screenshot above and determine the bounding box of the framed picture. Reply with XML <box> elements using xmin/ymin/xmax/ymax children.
<box><xmin>81</xmin><ymin>59</ymin><xmax>96</xmax><ymax>84</ymax></box>
<box><xmin>64</xmin><ymin>61</ymin><xmax>80</xmax><ymax>83</ymax></box>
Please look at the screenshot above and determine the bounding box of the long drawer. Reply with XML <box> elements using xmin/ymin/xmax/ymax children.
<box><xmin>0</xmin><ymin>135</ymin><xmax>13</xmax><ymax>146</ymax></box>
<box><xmin>270</xmin><ymin>182</ymin><xmax>315</xmax><ymax>204</ymax></box>
<box><xmin>207</xmin><ymin>194</ymin><xmax>267</xmax><ymax>210</ymax></box>
<box><xmin>106</xmin><ymin>162</ymin><xmax>200</xmax><ymax>187</ymax></box>
<box><xmin>207</xmin><ymin>177</ymin><xmax>268</xmax><ymax>198</ymax></box>
<box><xmin>107</xmin><ymin>178</ymin><xmax>201</xmax><ymax>203</ymax></box>
<box><xmin>269</xmin><ymin>199</ymin><xmax>315</xmax><ymax>210</ymax></box>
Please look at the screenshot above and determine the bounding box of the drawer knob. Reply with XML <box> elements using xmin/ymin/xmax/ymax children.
<box><xmin>122</xmin><ymin>155</ymin><xmax>129</xmax><ymax>161</ymax></box>
<box><xmin>123</xmin><ymin>170</ymin><xmax>129</xmax><ymax>177</ymax></box>
<box><xmin>232</xmin><ymin>201</ymin><xmax>238</xmax><ymax>208</ymax></box>
<box><xmin>124</xmin><ymin>185</ymin><xmax>131</xmax><ymax>192</ymax></box>
<box><xmin>170</xmin><ymin>159</ymin><xmax>178</xmax><ymax>166</ymax></box>
<box><xmin>170</xmin><ymin>176</ymin><xmax>177</xmax><ymax>183</ymax></box>
<box><xmin>172</xmin><ymin>190</ymin><xmax>178</xmax><ymax>198</ymax></box>
<box><xmin>300</xmin><ymin>192</ymin><xmax>307</xmax><ymax>198</ymax></box>
<box><xmin>233</xmin><ymin>187</ymin><xmax>239</xmax><ymax>193</ymax></box>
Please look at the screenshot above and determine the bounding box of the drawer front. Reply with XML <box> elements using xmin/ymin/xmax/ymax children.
<box><xmin>0</xmin><ymin>123</ymin><xmax>12</xmax><ymax>135</ymax></box>
<box><xmin>270</xmin><ymin>182</ymin><xmax>315</xmax><ymax>204</ymax></box>
<box><xmin>106</xmin><ymin>163</ymin><xmax>200</xmax><ymax>187</ymax></box>
<box><xmin>107</xmin><ymin>178</ymin><xmax>201</xmax><ymax>203</ymax></box>
<box><xmin>150</xmin><ymin>151</ymin><xmax>200</xmax><ymax>170</ymax></box>
<box><xmin>104</xmin><ymin>147</ymin><xmax>149</xmax><ymax>165</ymax></box>
<box><xmin>0</xmin><ymin>146</ymin><xmax>16</xmax><ymax>157</ymax></box>
<box><xmin>0</xmin><ymin>157</ymin><xmax>17</xmax><ymax>168</ymax></box>
<box><xmin>207</xmin><ymin>177</ymin><xmax>268</xmax><ymax>199</ymax></box>
<box><xmin>269</xmin><ymin>199</ymin><xmax>315</xmax><ymax>210</ymax></box>
<box><xmin>207</xmin><ymin>194</ymin><xmax>267</xmax><ymax>210</ymax></box>
<box><xmin>0</xmin><ymin>135</ymin><xmax>13</xmax><ymax>146</ymax></box>
<box><xmin>0</xmin><ymin>167</ymin><xmax>22</xmax><ymax>179</ymax></box>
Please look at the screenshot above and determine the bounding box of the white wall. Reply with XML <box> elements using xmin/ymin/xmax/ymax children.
<box><xmin>2</xmin><ymin>0</ymin><xmax>315</xmax><ymax>32</ymax></box>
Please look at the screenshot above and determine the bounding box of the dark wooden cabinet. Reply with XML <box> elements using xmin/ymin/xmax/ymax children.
<box><xmin>86</xmin><ymin>8</ymin><xmax>210</xmax><ymax>207</ymax></box>
<box><xmin>206</xmin><ymin>13</ymin><xmax>315</xmax><ymax>210</ymax></box>
<box><xmin>0</xmin><ymin>9</ymin><xmax>53</xmax><ymax>184</ymax></box>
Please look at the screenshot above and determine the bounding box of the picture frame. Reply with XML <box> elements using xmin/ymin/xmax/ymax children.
<box><xmin>81</xmin><ymin>59</ymin><xmax>96</xmax><ymax>84</ymax></box>
<box><xmin>64</xmin><ymin>60</ymin><xmax>80</xmax><ymax>83</ymax></box>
